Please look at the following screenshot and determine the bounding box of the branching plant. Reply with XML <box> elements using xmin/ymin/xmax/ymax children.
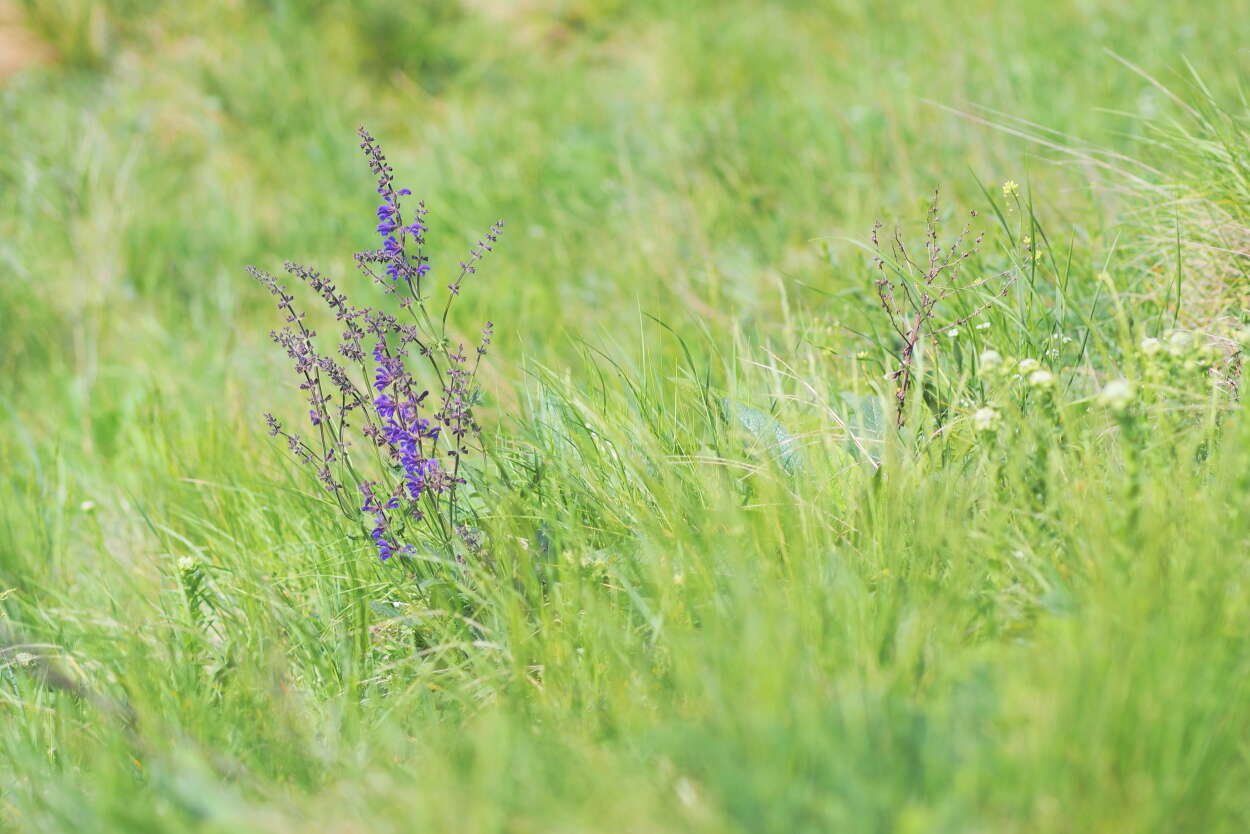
<box><xmin>871</xmin><ymin>192</ymin><xmax>1018</xmax><ymax>427</ymax></box>
<box><xmin>249</xmin><ymin>127</ymin><xmax>503</xmax><ymax>561</ymax></box>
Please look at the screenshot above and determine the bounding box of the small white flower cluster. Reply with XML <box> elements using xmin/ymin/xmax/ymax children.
<box><xmin>1139</xmin><ymin>328</ymin><xmax>1217</xmax><ymax>372</ymax></box>
<box><xmin>1027</xmin><ymin>369</ymin><xmax>1055</xmax><ymax>388</ymax></box>
<box><xmin>972</xmin><ymin>406</ymin><xmax>1001</xmax><ymax>433</ymax></box>
<box><xmin>968</xmin><ymin>349</ymin><xmax>1066</xmax><ymax>439</ymax></box>
<box><xmin>1097</xmin><ymin>379</ymin><xmax>1135</xmax><ymax>413</ymax></box>
<box><xmin>1042</xmin><ymin>331</ymin><xmax>1074</xmax><ymax>358</ymax></box>
<box><xmin>979</xmin><ymin>351</ymin><xmax>1055</xmax><ymax>390</ymax></box>
<box><xmin>944</xmin><ymin>320</ymin><xmax>995</xmax><ymax>342</ymax></box>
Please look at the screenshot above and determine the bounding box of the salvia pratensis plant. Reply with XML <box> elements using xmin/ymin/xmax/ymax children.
<box><xmin>249</xmin><ymin>127</ymin><xmax>503</xmax><ymax>562</ymax></box>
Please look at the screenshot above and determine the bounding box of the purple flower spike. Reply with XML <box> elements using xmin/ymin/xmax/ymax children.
<box><xmin>374</xmin><ymin>393</ymin><xmax>396</xmax><ymax>418</ymax></box>
<box><xmin>250</xmin><ymin>127</ymin><xmax>504</xmax><ymax>561</ymax></box>
<box><xmin>371</xmin><ymin>525</ymin><xmax>398</xmax><ymax>560</ymax></box>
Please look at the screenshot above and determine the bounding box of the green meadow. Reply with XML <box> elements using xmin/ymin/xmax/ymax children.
<box><xmin>5</xmin><ymin>1</ymin><xmax>1250</xmax><ymax>831</ymax></box>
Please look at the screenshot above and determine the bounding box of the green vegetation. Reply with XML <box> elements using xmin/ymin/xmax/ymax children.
<box><xmin>4</xmin><ymin>1</ymin><xmax>1250</xmax><ymax>831</ymax></box>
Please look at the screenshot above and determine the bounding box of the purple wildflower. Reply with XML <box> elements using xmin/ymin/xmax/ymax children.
<box><xmin>249</xmin><ymin>127</ymin><xmax>504</xmax><ymax>561</ymax></box>
<box><xmin>371</xmin><ymin>524</ymin><xmax>398</xmax><ymax>560</ymax></box>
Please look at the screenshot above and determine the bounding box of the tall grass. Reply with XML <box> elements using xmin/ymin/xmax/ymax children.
<box><xmin>4</xmin><ymin>1</ymin><xmax>1250</xmax><ymax>832</ymax></box>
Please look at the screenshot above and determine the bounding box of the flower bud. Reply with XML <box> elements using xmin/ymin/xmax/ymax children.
<box><xmin>1098</xmin><ymin>379</ymin><xmax>1134</xmax><ymax>413</ymax></box>
<box><xmin>973</xmin><ymin>406</ymin><xmax>1001</xmax><ymax>433</ymax></box>
<box><xmin>1027</xmin><ymin>369</ymin><xmax>1055</xmax><ymax>389</ymax></box>
<box><xmin>1164</xmin><ymin>329</ymin><xmax>1193</xmax><ymax>356</ymax></box>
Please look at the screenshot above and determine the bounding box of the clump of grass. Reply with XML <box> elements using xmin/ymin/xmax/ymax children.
<box><xmin>1133</xmin><ymin>69</ymin><xmax>1250</xmax><ymax>326</ymax></box>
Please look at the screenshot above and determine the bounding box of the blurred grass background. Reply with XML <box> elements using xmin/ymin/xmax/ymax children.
<box><xmin>4</xmin><ymin>1</ymin><xmax>1250</xmax><ymax>831</ymax></box>
<box><xmin>2</xmin><ymin>0</ymin><xmax>1241</xmax><ymax>492</ymax></box>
